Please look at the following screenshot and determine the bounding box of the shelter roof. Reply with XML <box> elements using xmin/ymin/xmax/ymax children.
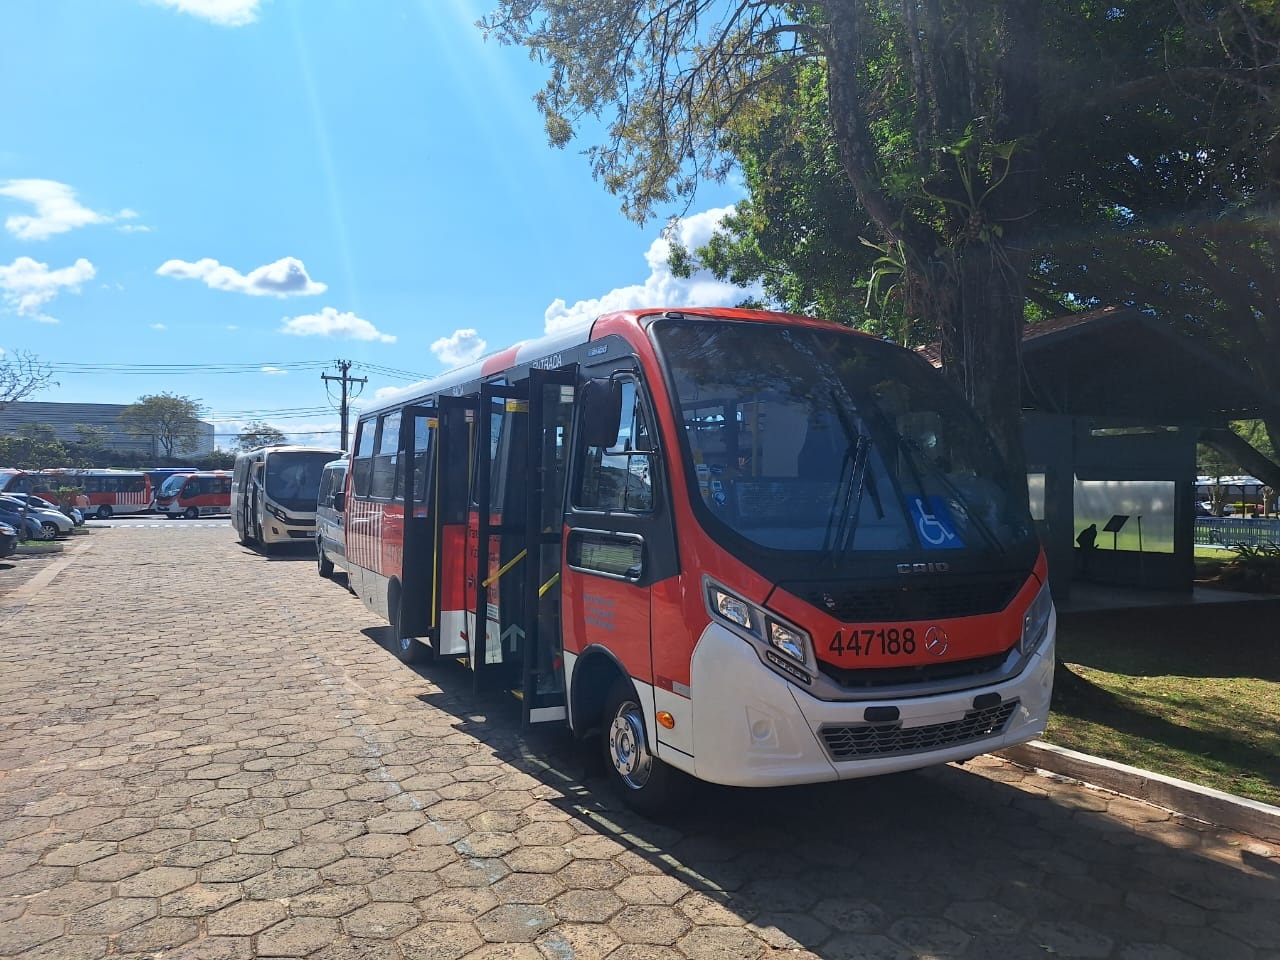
<box><xmin>919</xmin><ymin>307</ymin><xmax>1263</xmax><ymax>422</ymax></box>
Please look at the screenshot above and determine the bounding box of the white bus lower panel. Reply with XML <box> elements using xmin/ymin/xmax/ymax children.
<box><xmin>688</xmin><ymin>621</ymin><xmax>1055</xmax><ymax>788</ymax></box>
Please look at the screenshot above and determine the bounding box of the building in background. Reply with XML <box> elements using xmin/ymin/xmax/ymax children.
<box><xmin>0</xmin><ymin>401</ymin><xmax>215</xmax><ymax>457</ymax></box>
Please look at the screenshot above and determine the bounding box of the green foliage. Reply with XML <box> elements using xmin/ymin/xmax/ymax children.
<box><xmin>118</xmin><ymin>393</ymin><xmax>206</xmax><ymax>459</ymax></box>
<box><xmin>236</xmin><ymin>420</ymin><xmax>288</xmax><ymax>452</ymax></box>
<box><xmin>0</xmin><ymin>435</ymin><xmax>77</xmax><ymax>471</ymax></box>
<box><xmin>1221</xmin><ymin>542</ymin><xmax>1280</xmax><ymax>593</ymax></box>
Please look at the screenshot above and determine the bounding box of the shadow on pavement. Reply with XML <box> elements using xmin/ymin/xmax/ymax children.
<box><xmin>328</xmin><ymin>633</ymin><xmax>1280</xmax><ymax>958</ymax></box>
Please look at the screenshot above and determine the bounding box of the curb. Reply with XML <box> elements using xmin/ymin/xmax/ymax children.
<box><xmin>998</xmin><ymin>740</ymin><xmax>1280</xmax><ymax>844</ymax></box>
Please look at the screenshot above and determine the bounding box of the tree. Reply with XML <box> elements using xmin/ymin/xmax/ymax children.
<box><xmin>0</xmin><ymin>350</ymin><xmax>56</xmax><ymax>409</ymax></box>
<box><xmin>118</xmin><ymin>393</ymin><xmax>206</xmax><ymax>459</ymax></box>
<box><xmin>74</xmin><ymin>424</ymin><xmax>107</xmax><ymax>450</ymax></box>
<box><xmin>0</xmin><ymin>436</ymin><xmax>73</xmax><ymax>472</ymax></box>
<box><xmin>236</xmin><ymin>421</ymin><xmax>288</xmax><ymax>452</ymax></box>
<box><xmin>482</xmin><ymin>0</ymin><xmax>1045</xmax><ymax>466</ymax></box>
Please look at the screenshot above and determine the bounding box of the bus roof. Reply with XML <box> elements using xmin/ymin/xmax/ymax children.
<box><xmin>363</xmin><ymin>306</ymin><xmax>859</xmax><ymax>418</ymax></box>
<box><xmin>235</xmin><ymin>445</ymin><xmax>345</xmax><ymax>459</ymax></box>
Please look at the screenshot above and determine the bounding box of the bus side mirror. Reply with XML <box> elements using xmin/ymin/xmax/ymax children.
<box><xmin>582</xmin><ymin>378</ymin><xmax>623</xmax><ymax>449</ymax></box>
<box><xmin>332</xmin><ymin>491</ymin><xmax>345</xmax><ymax>512</ymax></box>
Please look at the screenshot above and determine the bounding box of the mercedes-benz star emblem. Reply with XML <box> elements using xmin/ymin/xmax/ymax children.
<box><xmin>924</xmin><ymin>625</ymin><xmax>950</xmax><ymax>657</ymax></box>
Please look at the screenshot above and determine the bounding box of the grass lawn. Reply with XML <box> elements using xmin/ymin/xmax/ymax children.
<box><xmin>1044</xmin><ymin>597</ymin><xmax>1280</xmax><ymax>806</ymax></box>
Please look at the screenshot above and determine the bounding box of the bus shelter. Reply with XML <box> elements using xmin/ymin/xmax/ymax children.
<box><xmin>1015</xmin><ymin>308</ymin><xmax>1266</xmax><ymax>601</ymax></box>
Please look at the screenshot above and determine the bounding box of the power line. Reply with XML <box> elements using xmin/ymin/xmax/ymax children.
<box><xmin>321</xmin><ymin>360</ymin><xmax>367</xmax><ymax>451</ymax></box>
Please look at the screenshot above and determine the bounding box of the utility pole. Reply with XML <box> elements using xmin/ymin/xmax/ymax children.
<box><xmin>321</xmin><ymin>359</ymin><xmax>367</xmax><ymax>451</ymax></box>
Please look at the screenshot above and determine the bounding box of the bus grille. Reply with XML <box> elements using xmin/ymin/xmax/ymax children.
<box><xmin>819</xmin><ymin>699</ymin><xmax>1018</xmax><ymax>762</ymax></box>
<box><xmin>818</xmin><ymin>647</ymin><xmax>1012</xmax><ymax>691</ymax></box>
<box><xmin>786</xmin><ymin>574</ymin><xmax>1024</xmax><ymax>622</ymax></box>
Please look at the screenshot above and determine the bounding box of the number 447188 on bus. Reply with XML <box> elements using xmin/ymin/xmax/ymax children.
<box><xmin>336</xmin><ymin>307</ymin><xmax>1055</xmax><ymax>812</ymax></box>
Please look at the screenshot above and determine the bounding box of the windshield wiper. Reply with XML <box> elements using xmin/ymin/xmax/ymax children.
<box><xmin>822</xmin><ymin>433</ymin><xmax>872</xmax><ymax>565</ymax></box>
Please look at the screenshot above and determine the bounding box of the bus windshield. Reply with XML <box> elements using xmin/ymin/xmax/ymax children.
<box><xmin>264</xmin><ymin>452</ymin><xmax>334</xmax><ymax>512</ymax></box>
<box><xmin>653</xmin><ymin>319</ymin><xmax>1036</xmax><ymax>568</ymax></box>
<box><xmin>159</xmin><ymin>475</ymin><xmax>189</xmax><ymax>497</ymax></box>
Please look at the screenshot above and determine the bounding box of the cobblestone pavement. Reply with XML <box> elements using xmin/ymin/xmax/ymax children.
<box><xmin>1</xmin><ymin>526</ymin><xmax>1277</xmax><ymax>960</ymax></box>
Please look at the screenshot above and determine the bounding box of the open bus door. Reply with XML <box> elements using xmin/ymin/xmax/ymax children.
<box><xmin>518</xmin><ymin>367</ymin><xmax>576</xmax><ymax>725</ymax></box>
<box><xmin>467</xmin><ymin>370</ymin><xmax>575</xmax><ymax>724</ymax></box>
<box><xmin>394</xmin><ymin>404</ymin><xmax>437</xmax><ymax>658</ymax></box>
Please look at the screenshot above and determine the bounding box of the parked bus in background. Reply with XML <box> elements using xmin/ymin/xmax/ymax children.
<box><xmin>232</xmin><ymin>445</ymin><xmax>344</xmax><ymax>553</ymax></box>
<box><xmin>155</xmin><ymin>471</ymin><xmax>232</xmax><ymax>518</ymax></box>
<box><xmin>29</xmin><ymin>469</ymin><xmax>151</xmax><ymax>519</ymax></box>
<box><xmin>0</xmin><ymin>469</ymin><xmax>25</xmax><ymax>494</ymax></box>
<box><xmin>339</xmin><ymin>307</ymin><xmax>1056</xmax><ymax>811</ymax></box>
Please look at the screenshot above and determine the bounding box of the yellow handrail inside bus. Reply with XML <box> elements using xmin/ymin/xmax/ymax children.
<box><xmin>483</xmin><ymin>548</ymin><xmax>527</xmax><ymax>588</ymax></box>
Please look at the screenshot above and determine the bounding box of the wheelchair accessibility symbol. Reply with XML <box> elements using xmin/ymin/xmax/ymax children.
<box><xmin>908</xmin><ymin>496</ymin><xmax>964</xmax><ymax>550</ymax></box>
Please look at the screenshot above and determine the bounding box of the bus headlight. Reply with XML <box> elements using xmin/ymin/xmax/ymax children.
<box><xmin>1020</xmin><ymin>580</ymin><xmax>1054</xmax><ymax>656</ymax></box>
<box><xmin>705</xmin><ymin>579</ymin><xmax>815</xmax><ymax>680</ymax></box>
<box><xmin>769</xmin><ymin>621</ymin><xmax>808</xmax><ymax>663</ymax></box>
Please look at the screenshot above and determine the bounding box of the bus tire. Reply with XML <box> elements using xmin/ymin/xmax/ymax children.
<box><xmin>184</xmin><ymin>507</ymin><xmax>199</xmax><ymax>519</ymax></box>
<box><xmin>389</xmin><ymin>582</ymin><xmax>426</xmax><ymax>665</ymax></box>
<box><xmin>602</xmin><ymin>678</ymin><xmax>682</xmax><ymax>815</ymax></box>
<box><xmin>317</xmin><ymin>542</ymin><xmax>334</xmax><ymax>578</ymax></box>
<box><xmin>96</xmin><ymin>506</ymin><xmax>112</xmax><ymax>519</ymax></box>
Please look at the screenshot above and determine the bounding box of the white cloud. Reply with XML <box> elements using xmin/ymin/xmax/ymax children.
<box><xmin>0</xmin><ymin>256</ymin><xmax>95</xmax><ymax>319</ymax></box>
<box><xmin>155</xmin><ymin>0</ymin><xmax>263</xmax><ymax>27</ymax></box>
<box><xmin>226</xmin><ymin>324</ymin><xmax>239</xmax><ymax>331</ymax></box>
<box><xmin>260</xmin><ymin>366</ymin><xmax>288</xmax><ymax>376</ymax></box>
<box><xmin>157</xmin><ymin>256</ymin><xmax>326</xmax><ymax>297</ymax></box>
<box><xmin>544</xmin><ymin>205</ymin><xmax>761</xmax><ymax>334</ymax></box>
<box><xmin>0</xmin><ymin>179</ymin><xmax>141</xmax><ymax>240</ymax></box>
<box><xmin>280</xmin><ymin>306</ymin><xmax>395</xmax><ymax>343</ymax></box>
<box><xmin>431</xmin><ymin>329</ymin><xmax>487</xmax><ymax>368</ymax></box>
<box><xmin>150</xmin><ymin>323</ymin><xmax>167</xmax><ymax>331</ymax></box>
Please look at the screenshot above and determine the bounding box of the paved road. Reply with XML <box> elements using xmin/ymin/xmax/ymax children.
<box><xmin>0</xmin><ymin>527</ymin><xmax>1277</xmax><ymax>960</ymax></box>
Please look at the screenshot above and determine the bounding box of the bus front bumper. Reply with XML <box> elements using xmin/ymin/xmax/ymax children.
<box><xmin>684</xmin><ymin>619</ymin><xmax>1055</xmax><ymax>788</ymax></box>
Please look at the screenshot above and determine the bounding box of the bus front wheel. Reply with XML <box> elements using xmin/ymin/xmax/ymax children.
<box><xmin>96</xmin><ymin>506</ymin><xmax>112</xmax><ymax>519</ymax></box>
<box><xmin>602</xmin><ymin>679</ymin><xmax>682</xmax><ymax>815</ymax></box>
<box><xmin>317</xmin><ymin>541</ymin><xmax>334</xmax><ymax>578</ymax></box>
<box><xmin>184</xmin><ymin>507</ymin><xmax>199</xmax><ymax>519</ymax></box>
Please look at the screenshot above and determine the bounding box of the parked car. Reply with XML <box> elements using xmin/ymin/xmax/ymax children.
<box><xmin>8</xmin><ymin>493</ymin><xmax>83</xmax><ymax>526</ymax></box>
<box><xmin>0</xmin><ymin>495</ymin><xmax>73</xmax><ymax>540</ymax></box>
<box><xmin>0</xmin><ymin>521</ymin><xmax>16</xmax><ymax>559</ymax></box>
<box><xmin>0</xmin><ymin>503</ymin><xmax>43</xmax><ymax>542</ymax></box>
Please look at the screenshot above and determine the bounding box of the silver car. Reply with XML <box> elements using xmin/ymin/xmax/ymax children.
<box><xmin>0</xmin><ymin>495</ymin><xmax>74</xmax><ymax>540</ymax></box>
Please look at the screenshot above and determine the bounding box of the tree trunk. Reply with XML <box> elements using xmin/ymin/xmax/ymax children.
<box><xmin>1201</xmin><ymin>426</ymin><xmax>1280</xmax><ymax>491</ymax></box>
<box><xmin>932</xmin><ymin>247</ymin><xmax>1030</xmax><ymax>477</ymax></box>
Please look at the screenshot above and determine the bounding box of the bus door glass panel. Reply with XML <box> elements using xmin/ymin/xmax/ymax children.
<box><xmin>435</xmin><ymin>398</ymin><xmax>476</xmax><ymax>658</ymax></box>
<box><xmin>372</xmin><ymin>411</ymin><xmax>401</xmax><ymax>579</ymax></box>
<box><xmin>566</xmin><ymin>375</ymin><xmax>658</xmax><ymax>684</ymax></box>
<box><xmin>398</xmin><ymin>406</ymin><xmax>437</xmax><ymax>639</ymax></box>
<box><xmin>484</xmin><ymin>394</ymin><xmax>529</xmax><ymax>670</ymax></box>
<box><xmin>465</xmin><ymin>395</ymin><xmax>509</xmax><ymax>668</ymax></box>
<box><xmin>524</xmin><ymin>377</ymin><xmax>575</xmax><ymax>716</ymax></box>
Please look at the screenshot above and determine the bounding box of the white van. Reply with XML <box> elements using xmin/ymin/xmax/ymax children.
<box><xmin>315</xmin><ymin>458</ymin><xmax>348</xmax><ymax>579</ymax></box>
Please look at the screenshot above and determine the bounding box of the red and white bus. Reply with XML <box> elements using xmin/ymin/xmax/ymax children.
<box><xmin>28</xmin><ymin>469</ymin><xmax>151</xmax><ymax>519</ymax></box>
<box><xmin>155</xmin><ymin>471</ymin><xmax>232</xmax><ymax>518</ymax></box>
<box><xmin>342</xmin><ymin>307</ymin><xmax>1056</xmax><ymax>810</ymax></box>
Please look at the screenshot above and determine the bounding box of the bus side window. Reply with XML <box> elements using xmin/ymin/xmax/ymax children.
<box><xmin>370</xmin><ymin>411</ymin><xmax>400</xmax><ymax>500</ymax></box>
<box><xmin>576</xmin><ymin>376</ymin><xmax>655</xmax><ymax>513</ymax></box>
<box><xmin>352</xmin><ymin>420</ymin><xmax>376</xmax><ymax>498</ymax></box>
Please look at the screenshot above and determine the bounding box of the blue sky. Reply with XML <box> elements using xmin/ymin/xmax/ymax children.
<box><xmin>0</xmin><ymin>0</ymin><xmax>752</xmax><ymax>449</ymax></box>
